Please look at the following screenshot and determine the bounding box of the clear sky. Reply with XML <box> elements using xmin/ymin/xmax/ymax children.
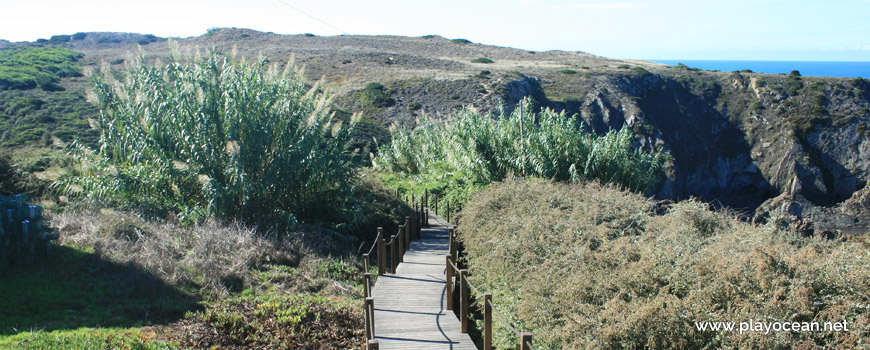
<box><xmin>2</xmin><ymin>0</ymin><xmax>869</xmax><ymax>61</ymax></box>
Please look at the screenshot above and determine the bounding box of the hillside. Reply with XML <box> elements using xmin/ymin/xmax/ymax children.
<box><xmin>2</xmin><ymin>28</ymin><xmax>869</xmax><ymax>234</ymax></box>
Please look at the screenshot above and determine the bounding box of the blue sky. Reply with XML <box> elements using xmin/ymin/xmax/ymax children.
<box><xmin>1</xmin><ymin>0</ymin><xmax>869</xmax><ymax>61</ymax></box>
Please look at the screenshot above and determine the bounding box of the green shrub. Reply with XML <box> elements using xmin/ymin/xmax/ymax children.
<box><xmin>451</xmin><ymin>38</ymin><xmax>471</xmax><ymax>44</ymax></box>
<box><xmin>48</xmin><ymin>35</ymin><xmax>71</xmax><ymax>44</ymax></box>
<box><xmin>631</xmin><ymin>66</ymin><xmax>652</xmax><ymax>75</ymax></box>
<box><xmin>786</xmin><ymin>75</ymin><xmax>804</xmax><ymax>96</ymax></box>
<box><xmin>360</xmin><ymin>82</ymin><xmax>394</xmax><ymax>108</ymax></box>
<box><xmin>460</xmin><ymin>180</ymin><xmax>870</xmax><ymax>349</ymax></box>
<box><xmin>0</xmin><ymin>47</ymin><xmax>83</xmax><ymax>91</ymax></box>
<box><xmin>55</xmin><ymin>47</ymin><xmax>360</xmax><ymax>227</ymax></box>
<box><xmin>471</xmin><ymin>57</ymin><xmax>494</xmax><ymax>64</ymax></box>
<box><xmin>617</xmin><ymin>64</ymin><xmax>631</xmax><ymax>69</ymax></box>
<box><xmin>559</xmin><ymin>69</ymin><xmax>578</xmax><ymax>75</ymax></box>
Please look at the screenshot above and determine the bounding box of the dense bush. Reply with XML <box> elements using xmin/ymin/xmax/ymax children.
<box><xmin>0</xmin><ymin>47</ymin><xmax>83</xmax><ymax>91</ymax></box>
<box><xmin>460</xmin><ymin>180</ymin><xmax>869</xmax><ymax>349</ymax></box>
<box><xmin>55</xmin><ymin>47</ymin><xmax>360</xmax><ymax>227</ymax></box>
<box><xmin>471</xmin><ymin>57</ymin><xmax>494</xmax><ymax>64</ymax></box>
<box><xmin>360</xmin><ymin>82</ymin><xmax>394</xmax><ymax>108</ymax></box>
<box><xmin>0</xmin><ymin>89</ymin><xmax>100</xmax><ymax>147</ymax></box>
<box><xmin>373</xmin><ymin>105</ymin><xmax>662</xmax><ymax>204</ymax></box>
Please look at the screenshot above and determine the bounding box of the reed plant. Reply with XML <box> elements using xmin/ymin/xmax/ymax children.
<box><xmin>55</xmin><ymin>45</ymin><xmax>360</xmax><ymax>227</ymax></box>
<box><xmin>374</xmin><ymin>104</ymin><xmax>662</xmax><ymax>203</ymax></box>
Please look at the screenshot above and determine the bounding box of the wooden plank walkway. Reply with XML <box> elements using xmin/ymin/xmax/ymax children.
<box><xmin>371</xmin><ymin>212</ymin><xmax>477</xmax><ymax>350</ymax></box>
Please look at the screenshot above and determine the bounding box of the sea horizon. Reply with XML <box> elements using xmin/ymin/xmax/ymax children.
<box><xmin>648</xmin><ymin>59</ymin><xmax>870</xmax><ymax>78</ymax></box>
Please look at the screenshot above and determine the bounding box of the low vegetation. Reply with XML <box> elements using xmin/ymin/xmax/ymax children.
<box><xmin>0</xmin><ymin>203</ymin><xmax>376</xmax><ymax>348</ymax></box>
<box><xmin>0</xmin><ymin>47</ymin><xmax>83</xmax><ymax>91</ymax></box>
<box><xmin>373</xmin><ymin>106</ymin><xmax>663</xmax><ymax>205</ymax></box>
<box><xmin>0</xmin><ymin>89</ymin><xmax>100</xmax><ymax>147</ymax></box>
<box><xmin>459</xmin><ymin>179</ymin><xmax>869</xmax><ymax>349</ymax></box>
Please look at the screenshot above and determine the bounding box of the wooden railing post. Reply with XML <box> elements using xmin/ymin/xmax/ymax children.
<box><xmin>377</xmin><ymin>228</ymin><xmax>385</xmax><ymax>276</ymax></box>
<box><xmin>404</xmin><ymin>217</ymin><xmax>411</xmax><ymax>250</ymax></box>
<box><xmin>484</xmin><ymin>293</ymin><xmax>492</xmax><ymax>350</ymax></box>
<box><xmin>435</xmin><ymin>195</ymin><xmax>438</xmax><ymax>216</ymax></box>
<box><xmin>446</xmin><ymin>201</ymin><xmax>450</xmax><ymax>224</ymax></box>
<box><xmin>365</xmin><ymin>297</ymin><xmax>375</xmax><ymax>339</ymax></box>
<box><xmin>367</xmin><ymin>339</ymin><xmax>379</xmax><ymax>350</ymax></box>
<box><xmin>419</xmin><ymin>201</ymin><xmax>424</xmax><ymax>232</ymax></box>
<box><xmin>398</xmin><ymin>226</ymin><xmax>405</xmax><ymax>263</ymax></box>
<box><xmin>390</xmin><ymin>235</ymin><xmax>398</xmax><ymax>274</ymax></box>
<box><xmin>460</xmin><ymin>269</ymin><xmax>468</xmax><ymax>333</ymax></box>
<box><xmin>417</xmin><ymin>204</ymin><xmax>422</xmax><ymax>239</ymax></box>
<box><xmin>446</xmin><ymin>255</ymin><xmax>454</xmax><ymax>310</ymax></box>
<box><xmin>363</xmin><ymin>272</ymin><xmax>372</xmax><ymax>298</ymax></box>
<box><xmin>362</xmin><ymin>253</ymin><xmax>370</xmax><ymax>274</ymax></box>
<box><xmin>448</xmin><ymin>227</ymin><xmax>454</xmax><ymax>258</ymax></box>
<box><xmin>521</xmin><ymin>332</ymin><xmax>533</xmax><ymax>350</ymax></box>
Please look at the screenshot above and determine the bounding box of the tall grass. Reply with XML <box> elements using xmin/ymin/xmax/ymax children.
<box><xmin>55</xmin><ymin>45</ymin><xmax>360</xmax><ymax>226</ymax></box>
<box><xmin>373</xmin><ymin>105</ymin><xmax>662</xmax><ymax>203</ymax></box>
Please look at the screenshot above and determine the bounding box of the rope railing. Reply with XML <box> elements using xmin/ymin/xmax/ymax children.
<box><xmin>445</xmin><ymin>223</ymin><xmax>534</xmax><ymax>350</ymax></box>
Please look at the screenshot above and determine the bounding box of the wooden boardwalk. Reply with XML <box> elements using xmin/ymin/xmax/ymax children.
<box><xmin>370</xmin><ymin>213</ymin><xmax>477</xmax><ymax>350</ymax></box>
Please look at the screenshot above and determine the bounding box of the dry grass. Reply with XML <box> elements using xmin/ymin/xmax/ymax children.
<box><xmin>459</xmin><ymin>178</ymin><xmax>869</xmax><ymax>349</ymax></box>
<box><xmin>50</xmin><ymin>208</ymin><xmax>300</xmax><ymax>297</ymax></box>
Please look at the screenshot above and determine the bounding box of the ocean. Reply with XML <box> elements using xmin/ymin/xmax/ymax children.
<box><xmin>649</xmin><ymin>60</ymin><xmax>870</xmax><ymax>78</ymax></box>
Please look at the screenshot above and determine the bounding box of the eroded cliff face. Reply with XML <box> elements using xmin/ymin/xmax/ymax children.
<box><xmin>490</xmin><ymin>70</ymin><xmax>870</xmax><ymax>232</ymax></box>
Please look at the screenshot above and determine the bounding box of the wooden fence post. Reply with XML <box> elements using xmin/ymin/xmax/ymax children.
<box><xmin>398</xmin><ymin>226</ymin><xmax>404</xmax><ymax>263</ymax></box>
<box><xmin>377</xmin><ymin>228</ymin><xmax>385</xmax><ymax>276</ymax></box>
<box><xmin>404</xmin><ymin>217</ymin><xmax>411</xmax><ymax>250</ymax></box>
<box><xmin>448</xmin><ymin>227</ymin><xmax>454</xmax><ymax>259</ymax></box>
<box><xmin>419</xmin><ymin>201</ymin><xmax>424</xmax><ymax>232</ymax></box>
<box><xmin>367</xmin><ymin>339</ymin><xmax>379</xmax><ymax>350</ymax></box>
<box><xmin>363</xmin><ymin>272</ymin><xmax>372</xmax><ymax>298</ymax></box>
<box><xmin>435</xmin><ymin>195</ymin><xmax>438</xmax><ymax>216</ymax></box>
<box><xmin>460</xmin><ymin>269</ymin><xmax>468</xmax><ymax>333</ymax></box>
<box><xmin>362</xmin><ymin>253</ymin><xmax>370</xmax><ymax>274</ymax></box>
<box><xmin>520</xmin><ymin>332</ymin><xmax>533</xmax><ymax>350</ymax></box>
<box><xmin>446</xmin><ymin>255</ymin><xmax>454</xmax><ymax>310</ymax></box>
<box><xmin>365</xmin><ymin>297</ymin><xmax>375</xmax><ymax>339</ymax></box>
<box><xmin>484</xmin><ymin>293</ymin><xmax>492</xmax><ymax>350</ymax></box>
<box><xmin>446</xmin><ymin>201</ymin><xmax>450</xmax><ymax>224</ymax></box>
<box><xmin>390</xmin><ymin>235</ymin><xmax>398</xmax><ymax>274</ymax></box>
<box><xmin>417</xmin><ymin>204</ymin><xmax>422</xmax><ymax>239</ymax></box>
